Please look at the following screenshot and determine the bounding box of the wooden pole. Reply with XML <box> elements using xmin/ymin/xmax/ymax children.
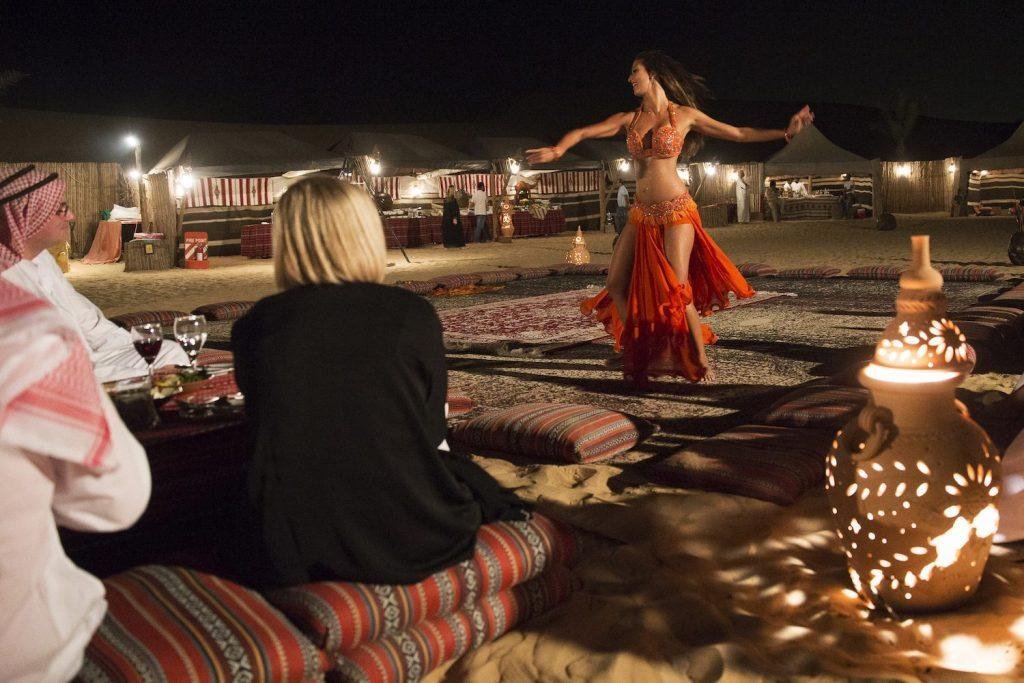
<box><xmin>598</xmin><ymin>165</ymin><xmax>608</xmax><ymax>233</ymax></box>
<box><xmin>135</xmin><ymin>146</ymin><xmax>149</xmax><ymax>230</ymax></box>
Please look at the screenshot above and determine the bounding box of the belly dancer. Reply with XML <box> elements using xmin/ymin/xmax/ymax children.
<box><xmin>528</xmin><ymin>50</ymin><xmax>813</xmax><ymax>386</ymax></box>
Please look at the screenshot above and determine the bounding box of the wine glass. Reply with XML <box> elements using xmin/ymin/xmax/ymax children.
<box><xmin>173</xmin><ymin>314</ymin><xmax>208</xmax><ymax>370</ymax></box>
<box><xmin>130</xmin><ymin>323</ymin><xmax>163</xmax><ymax>380</ymax></box>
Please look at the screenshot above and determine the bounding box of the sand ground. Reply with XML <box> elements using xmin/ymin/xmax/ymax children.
<box><xmin>66</xmin><ymin>214</ymin><xmax>1024</xmax><ymax>680</ymax></box>
<box><xmin>68</xmin><ymin>214</ymin><xmax>1022</xmax><ymax>316</ymax></box>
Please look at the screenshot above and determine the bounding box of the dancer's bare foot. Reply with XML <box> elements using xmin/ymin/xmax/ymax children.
<box><xmin>699</xmin><ymin>357</ymin><xmax>716</xmax><ymax>383</ymax></box>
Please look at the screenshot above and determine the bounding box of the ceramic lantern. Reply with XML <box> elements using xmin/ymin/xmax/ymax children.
<box><xmin>498</xmin><ymin>197</ymin><xmax>514</xmax><ymax>243</ymax></box>
<box><xmin>565</xmin><ymin>227</ymin><xmax>591</xmax><ymax>265</ymax></box>
<box><xmin>825</xmin><ymin>235</ymin><xmax>1001</xmax><ymax>613</ymax></box>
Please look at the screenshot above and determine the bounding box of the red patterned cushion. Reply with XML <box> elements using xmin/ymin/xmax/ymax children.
<box><xmin>995</xmin><ymin>283</ymin><xmax>1024</xmax><ymax>301</ymax></box>
<box><xmin>562</xmin><ymin>263</ymin><xmax>609</xmax><ymax>275</ymax></box>
<box><xmin>395</xmin><ymin>280</ymin><xmax>440</xmax><ymax>294</ymax></box>
<box><xmin>329</xmin><ymin>568</ymin><xmax>574</xmax><ymax>683</ymax></box>
<box><xmin>469</xmin><ymin>270</ymin><xmax>519</xmax><ymax>284</ymax></box>
<box><xmin>846</xmin><ymin>265</ymin><xmax>904</xmax><ymax>280</ymax></box>
<box><xmin>80</xmin><ymin>565</ymin><xmax>328</xmax><ymax>682</ymax></box>
<box><xmin>197</xmin><ymin>348</ymin><xmax>234</xmax><ymax>366</ymax></box>
<box><xmin>544</xmin><ymin>263</ymin><xmax>570</xmax><ymax>275</ymax></box>
<box><xmin>513</xmin><ymin>266</ymin><xmax>557</xmax><ymax>280</ymax></box>
<box><xmin>432</xmin><ymin>273</ymin><xmax>484</xmax><ymax>290</ymax></box>
<box><xmin>650</xmin><ymin>424</ymin><xmax>836</xmax><ymax>506</ymax></box>
<box><xmin>109</xmin><ymin>310</ymin><xmax>187</xmax><ymax>330</ymax></box>
<box><xmin>192</xmin><ymin>300</ymin><xmax>255</xmax><ymax>321</ymax></box>
<box><xmin>267</xmin><ymin>514</ymin><xmax>578</xmax><ymax>654</ymax></box>
<box><xmin>736</xmin><ymin>262</ymin><xmax>777</xmax><ymax>277</ymax></box>
<box><xmin>774</xmin><ymin>266</ymin><xmax>842</xmax><ymax>279</ymax></box>
<box><xmin>450</xmin><ymin>402</ymin><xmax>641</xmax><ymax>464</ymax></box>
<box><xmin>446</xmin><ymin>389</ymin><xmax>476</xmax><ymax>417</ymax></box>
<box><xmin>758</xmin><ymin>384</ymin><xmax>870</xmax><ymax>430</ymax></box>
<box><xmin>940</xmin><ymin>265</ymin><xmax>1004</xmax><ymax>282</ymax></box>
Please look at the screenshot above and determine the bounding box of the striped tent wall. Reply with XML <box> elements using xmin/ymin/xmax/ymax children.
<box><xmin>438</xmin><ymin>174</ymin><xmax>506</xmax><ymax>198</ymax></box>
<box><xmin>368</xmin><ymin>176</ymin><xmax>401</xmax><ymax>198</ymax></box>
<box><xmin>545</xmin><ymin>191</ymin><xmax>601</xmax><ymax>231</ymax></box>
<box><xmin>183</xmin><ymin>177</ymin><xmax>272</xmax><ymax>208</ymax></box>
<box><xmin>766</xmin><ymin>174</ymin><xmax>874</xmax><ymax>211</ymax></box>
<box><xmin>967</xmin><ymin>168</ymin><xmax>1024</xmax><ymax>208</ymax></box>
<box><xmin>691</xmin><ymin>163</ymin><xmax>764</xmax><ymax>216</ymax></box>
<box><xmin>533</xmin><ymin>171</ymin><xmax>601</xmax><ymax>194</ymax></box>
<box><xmin>178</xmin><ymin>205</ymin><xmax>273</xmax><ymax>257</ymax></box>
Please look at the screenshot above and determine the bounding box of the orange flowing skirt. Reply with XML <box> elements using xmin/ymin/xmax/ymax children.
<box><xmin>581</xmin><ymin>193</ymin><xmax>754</xmax><ymax>384</ymax></box>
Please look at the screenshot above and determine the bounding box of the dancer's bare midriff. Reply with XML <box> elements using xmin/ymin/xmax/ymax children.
<box><xmin>633</xmin><ymin>157</ymin><xmax>689</xmax><ymax>206</ymax></box>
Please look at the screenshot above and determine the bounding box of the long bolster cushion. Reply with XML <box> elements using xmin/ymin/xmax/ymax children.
<box><xmin>266</xmin><ymin>514</ymin><xmax>579</xmax><ymax>655</ymax></box>
<box><xmin>78</xmin><ymin>565</ymin><xmax>328</xmax><ymax>682</ymax></box>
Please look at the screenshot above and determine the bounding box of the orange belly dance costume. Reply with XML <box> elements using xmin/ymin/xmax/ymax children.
<box><xmin>581</xmin><ymin>105</ymin><xmax>755</xmax><ymax>385</ymax></box>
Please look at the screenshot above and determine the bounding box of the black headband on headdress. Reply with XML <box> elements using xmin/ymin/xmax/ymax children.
<box><xmin>0</xmin><ymin>165</ymin><xmax>59</xmax><ymax>208</ymax></box>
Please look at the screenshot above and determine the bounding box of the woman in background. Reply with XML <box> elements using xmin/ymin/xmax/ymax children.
<box><xmin>530</xmin><ymin>51</ymin><xmax>812</xmax><ymax>386</ymax></box>
<box><xmin>231</xmin><ymin>176</ymin><xmax>524</xmax><ymax>588</ymax></box>
<box><xmin>441</xmin><ymin>185</ymin><xmax>465</xmax><ymax>248</ymax></box>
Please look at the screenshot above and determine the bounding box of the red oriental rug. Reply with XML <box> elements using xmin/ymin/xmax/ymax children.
<box><xmin>439</xmin><ymin>287</ymin><xmax>794</xmax><ymax>349</ymax></box>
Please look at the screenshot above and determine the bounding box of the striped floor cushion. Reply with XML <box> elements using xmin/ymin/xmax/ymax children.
<box><xmin>197</xmin><ymin>348</ymin><xmax>235</xmax><ymax>366</ymax></box>
<box><xmin>191</xmin><ymin>300</ymin><xmax>255</xmax><ymax>321</ymax></box>
<box><xmin>513</xmin><ymin>266</ymin><xmax>557</xmax><ymax>280</ymax></box>
<box><xmin>469</xmin><ymin>270</ymin><xmax>519</xmax><ymax>285</ymax></box>
<box><xmin>446</xmin><ymin>390</ymin><xmax>476</xmax><ymax>417</ymax></box>
<box><xmin>431</xmin><ymin>273</ymin><xmax>484</xmax><ymax>290</ymax></box>
<box><xmin>845</xmin><ymin>265</ymin><xmax>904</xmax><ymax>280</ymax></box>
<box><xmin>109</xmin><ymin>310</ymin><xmax>187</xmax><ymax>330</ymax></box>
<box><xmin>774</xmin><ymin>266</ymin><xmax>842</xmax><ymax>279</ymax></box>
<box><xmin>267</xmin><ymin>514</ymin><xmax>578</xmax><ymax>655</ymax></box>
<box><xmin>329</xmin><ymin>567</ymin><xmax>574</xmax><ymax>683</ymax></box>
<box><xmin>79</xmin><ymin>565</ymin><xmax>328</xmax><ymax>682</ymax></box>
<box><xmin>649</xmin><ymin>424</ymin><xmax>836</xmax><ymax>506</ymax></box>
<box><xmin>940</xmin><ymin>265</ymin><xmax>1004</xmax><ymax>282</ymax></box>
<box><xmin>395</xmin><ymin>280</ymin><xmax>440</xmax><ymax>295</ymax></box>
<box><xmin>450</xmin><ymin>402</ymin><xmax>641</xmax><ymax>464</ymax></box>
<box><xmin>562</xmin><ymin>263</ymin><xmax>609</xmax><ymax>275</ymax></box>
<box><xmin>995</xmin><ymin>283</ymin><xmax>1024</xmax><ymax>302</ymax></box>
<box><xmin>735</xmin><ymin>262</ymin><xmax>777</xmax><ymax>277</ymax></box>
<box><xmin>757</xmin><ymin>384</ymin><xmax>870</xmax><ymax>430</ymax></box>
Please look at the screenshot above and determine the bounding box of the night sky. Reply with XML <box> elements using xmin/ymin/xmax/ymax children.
<box><xmin>1</xmin><ymin>1</ymin><xmax>1020</xmax><ymax>127</ymax></box>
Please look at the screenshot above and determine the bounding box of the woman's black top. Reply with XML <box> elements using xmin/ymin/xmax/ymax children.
<box><xmin>441</xmin><ymin>197</ymin><xmax>464</xmax><ymax>247</ymax></box>
<box><xmin>231</xmin><ymin>283</ymin><xmax>522</xmax><ymax>588</ymax></box>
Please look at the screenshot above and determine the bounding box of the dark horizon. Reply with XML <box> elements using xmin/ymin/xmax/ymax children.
<box><xmin>1</xmin><ymin>2</ymin><xmax>1021</xmax><ymax>126</ymax></box>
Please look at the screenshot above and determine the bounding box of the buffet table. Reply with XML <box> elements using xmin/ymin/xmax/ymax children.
<box><xmin>780</xmin><ymin>195</ymin><xmax>842</xmax><ymax>220</ymax></box>
<box><xmin>383</xmin><ymin>209</ymin><xmax>566</xmax><ymax>248</ymax></box>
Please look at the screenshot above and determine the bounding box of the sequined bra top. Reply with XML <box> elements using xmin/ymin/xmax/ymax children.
<box><xmin>626</xmin><ymin>105</ymin><xmax>684</xmax><ymax>159</ymax></box>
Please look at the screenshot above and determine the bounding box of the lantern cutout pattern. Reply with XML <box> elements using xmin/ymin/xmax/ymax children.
<box><xmin>565</xmin><ymin>227</ymin><xmax>591</xmax><ymax>265</ymax></box>
<box><xmin>497</xmin><ymin>198</ymin><xmax>514</xmax><ymax>243</ymax></box>
<box><xmin>825</xmin><ymin>235</ymin><xmax>1000</xmax><ymax>613</ymax></box>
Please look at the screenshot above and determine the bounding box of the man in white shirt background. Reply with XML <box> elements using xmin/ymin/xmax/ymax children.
<box><xmin>470</xmin><ymin>181</ymin><xmax>490</xmax><ymax>243</ymax></box>
<box><xmin>735</xmin><ymin>170</ymin><xmax>750</xmax><ymax>223</ymax></box>
<box><xmin>614</xmin><ymin>182</ymin><xmax>630</xmax><ymax>246</ymax></box>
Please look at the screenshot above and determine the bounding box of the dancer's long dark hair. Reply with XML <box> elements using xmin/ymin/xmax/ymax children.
<box><xmin>634</xmin><ymin>50</ymin><xmax>710</xmax><ymax>158</ymax></box>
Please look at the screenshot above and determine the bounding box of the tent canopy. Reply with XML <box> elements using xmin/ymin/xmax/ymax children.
<box><xmin>965</xmin><ymin>121</ymin><xmax>1024</xmax><ymax>170</ymax></box>
<box><xmin>329</xmin><ymin>131</ymin><xmax>488</xmax><ymax>173</ymax></box>
<box><xmin>470</xmin><ymin>136</ymin><xmax>600</xmax><ymax>171</ymax></box>
<box><xmin>765</xmin><ymin>124</ymin><xmax>874</xmax><ymax>176</ymax></box>
<box><xmin>149</xmin><ymin>131</ymin><xmax>347</xmax><ymax>177</ymax></box>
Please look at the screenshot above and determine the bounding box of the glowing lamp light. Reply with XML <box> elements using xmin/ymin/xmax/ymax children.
<box><xmin>179</xmin><ymin>170</ymin><xmax>194</xmax><ymax>189</ymax></box>
<box><xmin>173</xmin><ymin>183</ymin><xmax>186</xmax><ymax>199</ymax></box>
<box><xmin>726</xmin><ymin>170</ymin><xmax>739</xmax><ymax>182</ymax></box>
<box><xmin>507</xmin><ymin>158</ymin><xmax>521</xmax><ymax>174</ymax></box>
<box><xmin>895</xmin><ymin>163</ymin><xmax>912</xmax><ymax>178</ymax></box>
<box><xmin>947</xmin><ymin>163</ymin><xmax>957</xmax><ymax>174</ymax></box>
<box><xmin>979</xmin><ymin>169</ymin><xmax>989</xmax><ymax>177</ymax></box>
<box><xmin>677</xmin><ymin>167</ymin><xmax>691</xmax><ymax>183</ymax></box>
<box><xmin>407</xmin><ymin>181</ymin><xmax>423</xmax><ymax>198</ymax></box>
<box><xmin>128</xmin><ymin>168</ymin><xmax>141</xmax><ymax>180</ymax></box>
<box><xmin>702</xmin><ymin>162</ymin><xmax>717</xmax><ymax>177</ymax></box>
<box><xmin>367</xmin><ymin>158</ymin><xmax>382</xmax><ymax>176</ymax></box>
<box><xmin>124</xmin><ymin>134</ymin><xmax>140</xmax><ymax>149</ymax></box>
<box><xmin>616</xmin><ymin>158</ymin><xmax>631</xmax><ymax>173</ymax></box>
<box><xmin>564</xmin><ymin>226</ymin><xmax>590</xmax><ymax>265</ymax></box>
<box><xmin>826</xmin><ymin>235</ymin><xmax>1000</xmax><ymax>614</ymax></box>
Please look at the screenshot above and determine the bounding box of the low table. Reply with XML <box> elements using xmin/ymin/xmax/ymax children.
<box><xmin>781</xmin><ymin>195</ymin><xmax>842</xmax><ymax>220</ymax></box>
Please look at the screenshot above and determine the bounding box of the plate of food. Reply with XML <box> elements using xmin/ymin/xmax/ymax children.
<box><xmin>179</xmin><ymin>391</ymin><xmax>245</xmax><ymax>419</ymax></box>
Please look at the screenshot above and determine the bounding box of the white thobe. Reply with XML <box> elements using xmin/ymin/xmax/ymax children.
<box><xmin>2</xmin><ymin>252</ymin><xmax>189</xmax><ymax>382</ymax></box>
<box><xmin>735</xmin><ymin>178</ymin><xmax>750</xmax><ymax>223</ymax></box>
<box><xmin>0</xmin><ymin>385</ymin><xmax>150</xmax><ymax>682</ymax></box>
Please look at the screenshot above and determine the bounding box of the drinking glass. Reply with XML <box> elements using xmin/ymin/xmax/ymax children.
<box><xmin>130</xmin><ymin>323</ymin><xmax>163</xmax><ymax>380</ymax></box>
<box><xmin>173</xmin><ymin>314</ymin><xmax>208</xmax><ymax>370</ymax></box>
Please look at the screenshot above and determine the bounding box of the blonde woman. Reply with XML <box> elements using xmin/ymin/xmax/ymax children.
<box><xmin>230</xmin><ymin>176</ymin><xmax>524</xmax><ymax>588</ymax></box>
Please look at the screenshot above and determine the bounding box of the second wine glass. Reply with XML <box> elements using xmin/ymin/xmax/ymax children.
<box><xmin>173</xmin><ymin>314</ymin><xmax>208</xmax><ymax>370</ymax></box>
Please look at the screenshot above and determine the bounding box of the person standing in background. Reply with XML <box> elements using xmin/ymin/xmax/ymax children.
<box><xmin>841</xmin><ymin>174</ymin><xmax>855</xmax><ymax>219</ymax></box>
<box><xmin>614</xmin><ymin>181</ymin><xmax>630</xmax><ymax>246</ymax></box>
<box><xmin>735</xmin><ymin>170</ymin><xmax>750</xmax><ymax>223</ymax></box>
<box><xmin>765</xmin><ymin>179</ymin><xmax>782</xmax><ymax>222</ymax></box>
<box><xmin>470</xmin><ymin>182</ymin><xmax>489</xmax><ymax>243</ymax></box>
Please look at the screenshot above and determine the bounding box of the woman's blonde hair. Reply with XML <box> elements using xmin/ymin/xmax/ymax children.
<box><xmin>273</xmin><ymin>176</ymin><xmax>386</xmax><ymax>288</ymax></box>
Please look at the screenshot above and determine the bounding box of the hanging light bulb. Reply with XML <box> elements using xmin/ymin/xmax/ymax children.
<box><xmin>367</xmin><ymin>158</ymin><xmax>382</xmax><ymax>176</ymax></box>
<box><xmin>947</xmin><ymin>163</ymin><xmax>957</xmax><ymax>174</ymax></box>
<box><xmin>703</xmin><ymin>162</ymin><xmax>717</xmax><ymax>177</ymax></box>
<box><xmin>507</xmin><ymin>157</ymin><xmax>521</xmax><ymax>174</ymax></box>
<box><xmin>677</xmin><ymin>167</ymin><xmax>690</xmax><ymax>183</ymax></box>
<box><xmin>179</xmin><ymin>168</ymin><xmax>195</xmax><ymax>188</ymax></box>
<box><xmin>616</xmin><ymin>158</ymin><xmax>631</xmax><ymax>173</ymax></box>
<box><xmin>727</xmin><ymin>170</ymin><xmax>739</xmax><ymax>182</ymax></box>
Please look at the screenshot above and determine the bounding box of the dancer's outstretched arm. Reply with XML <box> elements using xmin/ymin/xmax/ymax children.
<box><xmin>682</xmin><ymin>104</ymin><xmax>815</xmax><ymax>143</ymax></box>
<box><xmin>526</xmin><ymin>112</ymin><xmax>633</xmax><ymax>164</ymax></box>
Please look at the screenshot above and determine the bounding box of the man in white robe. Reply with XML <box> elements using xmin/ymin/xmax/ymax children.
<box><xmin>735</xmin><ymin>170</ymin><xmax>750</xmax><ymax>223</ymax></box>
<box><xmin>2</xmin><ymin>251</ymin><xmax>188</xmax><ymax>382</ymax></box>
